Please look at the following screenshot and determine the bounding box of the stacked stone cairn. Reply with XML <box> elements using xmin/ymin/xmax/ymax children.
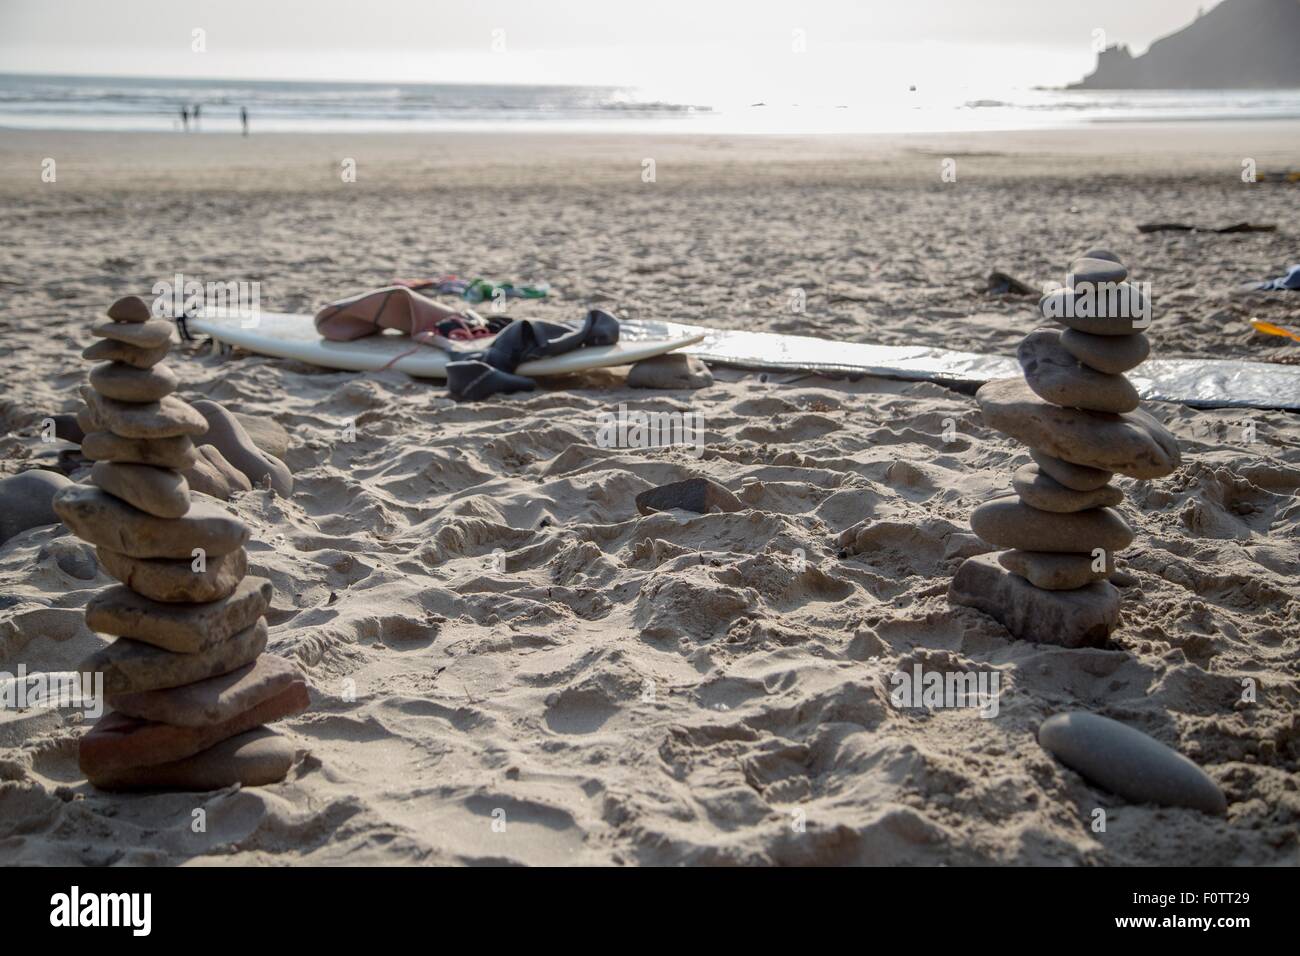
<box><xmin>52</xmin><ymin>296</ymin><xmax>308</xmax><ymax>790</ymax></box>
<box><xmin>949</xmin><ymin>251</ymin><xmax>1181</xmax><ymax>648</ymax></box>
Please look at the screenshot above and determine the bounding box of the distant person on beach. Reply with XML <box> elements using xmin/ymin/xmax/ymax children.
<box><xmin>180</xmin><ymin>105</ymin><xmax>189</xmax><ymax>131</ymax></box>
<box><xmin>241</xmin><ymin>106</ymin><xmax>249</xmax><ymax>137</ymax></box>
<box><xmin>193</xmin><ymin>103</ymin><xmax>201</xmax><ymax>129</ymax></box>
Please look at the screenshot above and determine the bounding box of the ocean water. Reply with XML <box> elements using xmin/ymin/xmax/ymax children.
<box><xmin>2</xmin><ymin>73</ymin><xmax>1299</xmax><ymax>135</ymax></box>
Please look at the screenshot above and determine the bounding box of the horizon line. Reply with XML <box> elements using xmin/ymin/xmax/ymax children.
<box><xmin>0</xmin><ymin>70</ymin><xmax>628</xmax><ymax>89</ymax></box>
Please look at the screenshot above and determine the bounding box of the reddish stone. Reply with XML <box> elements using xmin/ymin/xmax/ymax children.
<box><xmin>80</xmin><ymin>679</ymin><xmax>308</xmax><ymax>778</ymax></box>
<box><xmin>85</xmin><ymin>728</ymin><xmax>298</xmax><ymax>792</ymax></box>
<box><xmin>106</xmin><ymin>655</ymin><xmax>301</xmax><ymax>727</ymax></box>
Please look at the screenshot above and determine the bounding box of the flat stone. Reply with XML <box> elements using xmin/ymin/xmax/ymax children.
<box><xmin>948</xmin><ymin>552</ymin><xmax>1120</xmax><ymax>648</ymax></box>
<box><xmin>1039</xmin><ymin>284</ymin><xmax>1149</xmax><ymax>336</ymax></box>
<box><xmin>1012</xmin><ymin>463</ymin><xmax>1123</xmax><ymax>513</ymax></box>
<box><xmin>107</xmin><ymin>654</ymin><xmax>302</xmax><ymax>726</ymax></box>
<box><xmin>1038</xmin><ymin>711</ymin><xmax>1227</xmax><ymax>814</ymax></box>
<box><xmin>1029</xmin><ymin>449</ymin><xmax>1113</xmax><ymax>491</ymax></box>
<box><xmin>53</xmin><ymin>485</ymin><xmax>247</xmax><ymax>559</ymax></box>
<box><xmin>1060</xmin><ymin>328</ymin><xmax>1150</xmax><ymax>375</ymax></box>
<box><xmin>192</xmin><ymin>401</ymin><xmax>292</xmax><ymax>495</ymax></box>
<box><xmin>86</xmin><ymin>576</ymin><xmax>272</xmax><ymax>653</ymax></box>
<box><xmin>90</xmin><ymin>461</ymin><xmax>190</xmax><ymax>519</ymax></box>
<box><xmin>88</xmin><ymin>361</ymin><xmax>177</xmax><ymax>402</ymax></box>
<box><xmin>91</xmin><ymin>318</ymin><xmax>173</xmax><ymax>350</ymax></box>
<box><xmin>81</xmin><ymin>431</ymin><xmax>198</xmax><ymax>469</ymax></box>
<box><xmin>80</xmin><ymin>678</ymin><xmax>307</xmax><ymax>778</ymax></box>
<box><xmin>80</xmin><ymin>727</ymin><xmax>296</xmax><ymax>792</ymax></box>
<box><xmin>82</xmin><ymin>617</ymin><xmax>267</xmax><ymax>695</ymax></box>
<box><xmin>81</xmin><ymin>387</ymin><xmax>207</xmax><ymax>439</ymax></box>
<box><xmin>233</xmin><ymin>413</ymin><xmax>290</xmax><ymax>461</ymax></box>
<box><xmin>107</xmin><ymin>295</ymin><xmax>153</xmax><ymax>323</ymax></box>
<box><xmin>978</xmin><ymin>379</ymin><xmax>1180</xmax><ymax>479</ymax></box>
<box><xmin>986</xmin><ymin>271</ymin><xmax>1038</xmax><ymax>296</ymax></box>
<box><xmin>626</xmin><ymin>354</ymin><xmax>714</xmax><ymax>389</ymax></box>
<box><xmin>182</xmin><ymin>444</ymin><xmax>253</xmax><ymax>500</ymax></box>
<box><xmin>1018</xmin><ymin>328</ymin><xmax>1139</xmax><ymax>413</ymax></box>
<box><xmin>0</xmin><ymin>470</ymin><xmax>71</xmax><ymax>544</ymax></box>
<box><xmin>1081</xmin><ymin>248</ymin><xmax>1122</xmax><ymax>263</ymax></box>
<box><xmin>96</xmin><ymin>545</ymin><xmax>248</xmax><ymax>603</ymax></box>
<box><xmin>971</xmin><ymin>494</ymin><xmax>1132</xmax><ymax>555</ymax></box>
<box><xmin>1067</xmin><ymin>257</ymin><xmax>1128</xmax><ymax>288</ymax></box>
<box><xmin>635</xmin><ymin>476</ymin><xmax>743</xmax><ymax>516</ymax></box>
<box><xmin>998</xmin><ymin>549</ymin><xmax>1114</xmax><ymax>590</ymax></box>
<box><xmin>82</xmin><ymin>338</ymin><xmax>170</xmax><ymax>370</ymax></box>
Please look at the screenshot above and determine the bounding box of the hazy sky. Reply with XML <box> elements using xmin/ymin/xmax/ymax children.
<box><xmin>0</xmin><ymin>0</ymin><xmax>1222</xmax><ymax>93</ymax></box>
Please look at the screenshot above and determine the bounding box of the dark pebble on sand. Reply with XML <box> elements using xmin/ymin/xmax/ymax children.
<box><xmin>635</xmin><ymin>476</ymin><xmax>742</xmax><ymax>516</ymax></box>
<box><xmin>1038</xmin><ymin>711</ymin><xmax>1226</xmax><ymax>814</ymax></box>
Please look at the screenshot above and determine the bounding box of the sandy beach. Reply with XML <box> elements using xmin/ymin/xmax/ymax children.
<box><xmin>1</xmin><ymin>125</ymin><xmax>1297</xmax><ymax>865</ymax></box>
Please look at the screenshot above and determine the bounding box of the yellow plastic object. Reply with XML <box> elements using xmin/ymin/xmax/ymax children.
<box><xmin>1251</xmin><ymin>319</ymin><xmax>1300</xmax><ymax>343</ymax></box>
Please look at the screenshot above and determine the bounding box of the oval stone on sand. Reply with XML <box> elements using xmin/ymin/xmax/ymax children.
<box><xmin>96</xmin><ymin>545</ymin><xmax>247</xmax><ymax>603</ymax></box>
<box><xmin>89</xmin><ymin>361</ymin><xmax>177</xmax><ymax>402</ymax></box>
<box><xmin>233</xmin><ymin>412</ymin><xmax>290</xmax><ymax>461</ymax></box>
<box><xmin>52</xmin><ymin>413</ymin><xmax>85</xmax><ymax>445</ymax></box>
<box><xmin>948</xmin><ymin>552</ymin><xmax>1119</xmax><ymax>647</ymax></box>
<box><xmin>0</xmin><ymin>470</ymin><xmax>72</xmax><ymax>544</ymax></box>
<box><xmin>106</xmin><ymin>654</ymin><xmax>303</xmax><ymax>726</ymax></box>
<box><xmin>977</xmin><ymin>379</ymin><xmax>1180</xmax><ymax>479</ymax></box>
<box><xmin>183</xmin><ymin>444</ymin><xmax>254</xmax><ymax>500</ymax></box>
<box><xmin>81</xmin><ymin>431</ymin><xmax>198</xmax><ymax>469</ymax></box>
<box><xmin>627</xmin><ymin>353</ymin><xmax>714</xmax><ymax>389</ymax></box>
<box><xmin>82</xmin><ymin>727</ymin><xmax>296</xmax><ymax>792</ymax></box>
<box><xmin>1029</xmin><ymin>449</ymin><xmax>1113</xmax><ymax>491</ymax></box>
<box><xmin>83</xmin><ymin>616</ymin><xmax>267</xmax><ymax>695</ymax></box>
<box><xmin>971</xmin><ymin>495</ymin><xmax>1133</xmax><ymax>553</ymax></box>
<box><xmin>1081</xmin><ymin>248</ymin><xmax>1122</xmax><ymax>263</ymax></box>
<box><xmin>998</xmin><ymin>549</ymin><xmax>1113</xmax><ymax>590</ymax></box>
<box><xmin>1012</xmin><ymin>463</ymin><xmax>1122</xmax><ymax>513</ymax></box>
<box><xmin>81</xmin><ymin>387</ymin><xmax>207</xmax><ymax>439</ymax></box>
<box><xmin>91</xmin><ymin>461</ymin><xmax>190</xmax><ymax>519</ymax></box>
<box><xmin>86</xmin><ymin>576</ymin><xmax>272</xmax><ymax>653</ymax></box>
<box><xmin>1018</xmin><ymin>328</ymin><xmax>1139</xmax><ymax>413</ymax></box>
<box><xmin>83</xmin><ymin>338</ymin><xmax>170</xmax><ymax>370</ymax></box>
<box><xmin>1038</xmin><ymin>712</ymin><xmax>1226</xmax><ymax>814</ymax></box>
<box><xmin>80</xmin><ymin>673</ymin><xmax>306</xmax><ymax>776</ymax></box>
<box><xmin>1067</xmin><ymin>257</ymin><xmax>1128</xmax><ymax>287</ymax></box>
<box><xmin>192</xmin><ymin>400</ymin><xmax>293</xmax><ymax>495</ymax></box>
<box><xmin>1039</xmin><ymin>285</ymin><xmax>1148</xmax><ymax>336</ymax></box>
<box><xmin>53</xmin><ymin>485</ymin><xmax>247</xmax><ymax>558</ymax></box>
<box><xmin>91</xmin><ymin>317</ymin><xmax>173</xmax><ymax>349</ymax></box>
<box><xmin>1060</xmin><ymin>329</ymin><xmax>1150</xmax><ymax>375</ymax></box>
<box><xmin>636</xmin><ymin>476</ymin><xmax>742</xmax><ymax>516</ymax></box>
<box><xmin>107</xmin><ymin>295</ymin><xmax>153</xmax><ymax>323</ymax></box>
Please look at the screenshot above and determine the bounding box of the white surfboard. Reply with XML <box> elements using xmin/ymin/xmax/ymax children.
<box><xmin>188</xmin><ymin>310</ymin><xmax>705</xmax><ymax>380</ymax></box>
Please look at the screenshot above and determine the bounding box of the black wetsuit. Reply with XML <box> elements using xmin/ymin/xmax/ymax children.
<box><xmin>445</xmin><ymin>309</ymin><xmax>620</xmax><ymax>401</ymax></box>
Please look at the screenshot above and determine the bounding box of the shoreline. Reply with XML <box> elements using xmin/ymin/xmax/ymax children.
<box><xmin>3</xmin><ymin>121</ymin><xmax>1299</xmax><ymax>192</ymax></box>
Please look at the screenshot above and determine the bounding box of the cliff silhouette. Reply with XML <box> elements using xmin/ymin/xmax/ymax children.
<box><xmin>1070</xmin><ymin>0</ymin><xmax>1300</xmax><ymax>89</ymax></box>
